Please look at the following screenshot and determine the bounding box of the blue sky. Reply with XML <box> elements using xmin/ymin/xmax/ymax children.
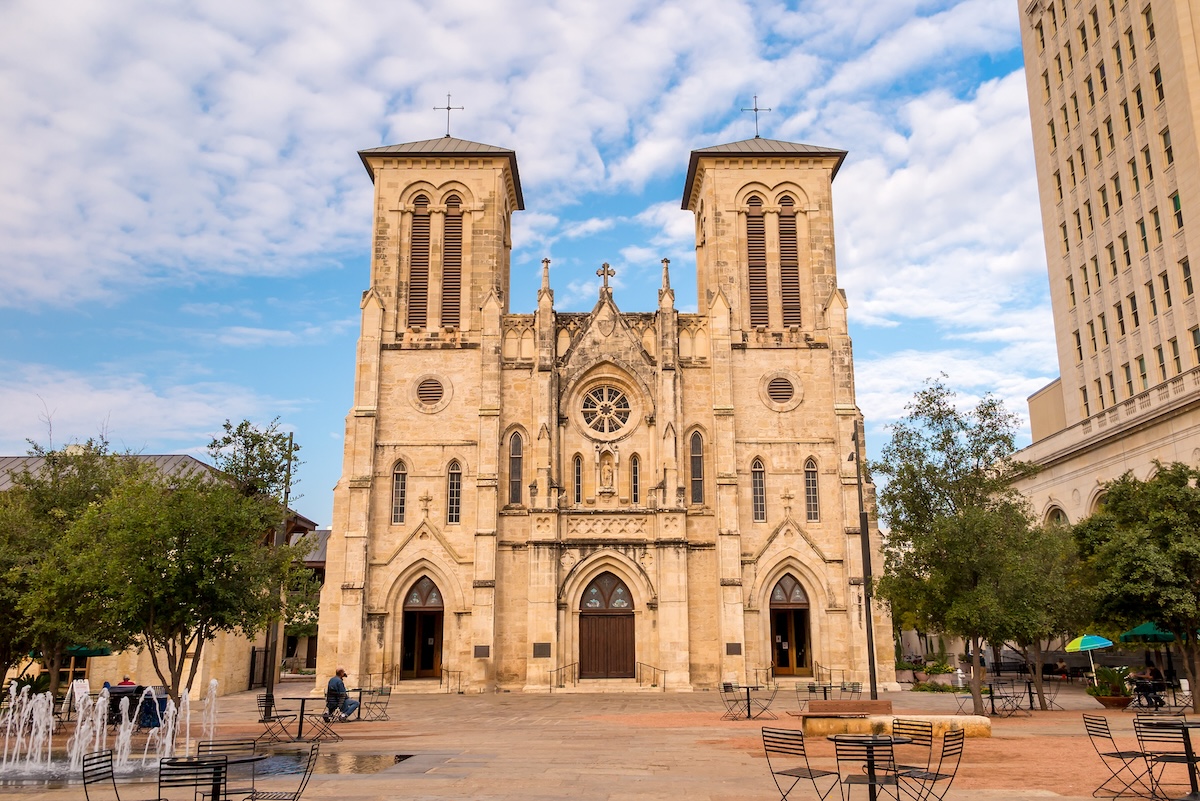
<box><xmin>0</xmin><ymin>0</ymin><xmax>1057</xmax><ymax>527</ymax></box>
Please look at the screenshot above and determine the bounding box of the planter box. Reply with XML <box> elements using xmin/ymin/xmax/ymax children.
<box><xmin>929</xmin><ymin>674</ymin><xmax>954</xmax><ymax>686</ymax></box>
<box><xmin>1093</xmin><ymin>695</ymin><xmax>1131</xmax><ymax>709</ymax></box>
<box><xmin>895</xmin><ymin>669</ymin><xmax>915</xmax><ymax>683</ymax></box>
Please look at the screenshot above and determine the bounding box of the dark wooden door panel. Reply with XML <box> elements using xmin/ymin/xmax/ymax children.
<box><xmin>580</xmin><ymin>614</ymin><xmax>634</xmax><ymax>678</ymax></box>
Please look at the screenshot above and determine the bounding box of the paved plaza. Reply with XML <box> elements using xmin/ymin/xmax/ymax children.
<box><xmin>16</xmin><ymin>679</ymin><xmax>1136</xmax><ymax>800</ymax></box>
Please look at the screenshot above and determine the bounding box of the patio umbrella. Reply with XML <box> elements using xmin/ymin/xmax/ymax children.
<box><xmin>1066</xmin><ymin>634</ymin><xmax>1114</xmax><ymax>684</ymax></box>
<box><xmin>1119</xmin><ymin>622</ymin><xmax>1176</xmax><ymax>643</ymax></box>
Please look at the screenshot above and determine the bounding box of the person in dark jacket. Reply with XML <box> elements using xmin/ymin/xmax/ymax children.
<box><xmin>325</xmin><ymin>667</ymin><xmax>359</xmax><ymax>721</ymax></box>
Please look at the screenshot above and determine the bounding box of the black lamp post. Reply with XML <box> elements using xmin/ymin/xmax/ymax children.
<box><xmin>850</xmin><ymin>426</ymin><xmax>879</xmax><ymax>700</ymax></box>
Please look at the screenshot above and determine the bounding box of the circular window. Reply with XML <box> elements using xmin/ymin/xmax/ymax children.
<box><xmin>409</xmin><ymin>374</ymin><xmax>452</xmax><ymax>414</ymax></box>
<box><xmin>581</xmin><ymin>386</ymin><xmax>631</xmax><ymax>434</ymax></box>
<box><xmin>759</xmin><ymin>371</ymin><xmax>804</xmax><ymax>412</ymax></box>
<box><xmin>767</xmin><ymin>377</ymin><xmax>794</xmax><ymax>403</ymax></box>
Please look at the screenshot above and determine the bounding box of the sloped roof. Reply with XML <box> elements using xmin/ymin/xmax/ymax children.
<box><xmin>358</xmin><ymin>136</ymin><xmax>524</xmax><ymax>209</ymax></box>
<box><xmin>0</xmin><ymin>453</ymin><xmax>318</xmax><ymax>531</ymax></box>
<box><xmin>681</xmin><ymin>137</ymin><xmax>849</xmax><ymax>209</ymax></box>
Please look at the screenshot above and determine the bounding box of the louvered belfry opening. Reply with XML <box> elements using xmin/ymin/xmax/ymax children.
<box><xmin>746</xmin><ymin>196</ymin><xmax>768</xmax><ymax>327</ymax></box>
<box><xmin>408</xmin><ymin>194</ymin><xmax>431</xmax><ymax>328</ymax></box>
<box><xmin>441</xmin><ymin>194</ymin><xmax>462</xmax><ymax>328</ymax></box>
<box><xmin>779</xmin><ymin>196</ymin><xmax>802</xmax><ymax>327</ymax></box>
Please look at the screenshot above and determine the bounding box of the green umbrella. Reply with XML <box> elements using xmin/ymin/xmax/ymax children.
<box><xmin>1119</xmin><ymin>622</ymin><xmax>1175</xmax><ymax>643</ymax></box>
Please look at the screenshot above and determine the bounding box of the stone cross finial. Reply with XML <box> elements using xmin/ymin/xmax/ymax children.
<box><xmin>661</xmin><ymin>258</ymin><xmax>671</xmax><ymax>289</ymax></box>
<box><xmin>419</xmin><ymin>491</ymin><xmax>433</xmax><ymax>516</ymax></box>
<box><xmin>780</xmin><ymin>488</ymin><xmax>794</xmax><ymax>516</ymax></box>
<box><xmin>597</xmin><ymin>263</ymin><xmax>615</xmax><ymax>289</ymax></box>
<box><xmin>541</xmin><ymin>258</ymin><xmax>551</xmax><ymax>291</ymax></box>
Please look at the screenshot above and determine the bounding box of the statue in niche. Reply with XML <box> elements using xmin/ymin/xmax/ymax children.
<box><xmin>601</xmin><ymin>457</ymin><xmax>614</xmax><ymax>489</ymax></box>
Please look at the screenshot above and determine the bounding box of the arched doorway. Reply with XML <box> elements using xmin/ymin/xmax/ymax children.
<box><xmin>579</xmin><ymin>572</ymin><xmax>635</xmax><ymax>679</ymax></box>
<box><xmin>770</xmin><ymin>574</ymin><xmax>811</xmax><ymax>676</ymax></box>
<box><xmin>401</xmin><ymin>576</ymin><xmax>443</xmax><ymax>679</ymax></box>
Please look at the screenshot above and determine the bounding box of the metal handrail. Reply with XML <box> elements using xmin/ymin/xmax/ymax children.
<box><xmin>636</xmin><ymin>662</ymin><xmax>666</xmax><ymax>691</ymax></box>
<box><xmin>751</xmin><ymin>665</ymin><xmax>775</xmax><ymax>688</ymax></box>
<box><xmin>549</xmin><ymin>663</ymin><xmax>578</xmax><ymax>692</ymax></box>
<box><xmin>813</xmin><ymin>662</ymin><xmax>845</xmax><ymax>686</ymax></box>
<box><xmin>440</xmin><ymin>667</ymin><xmax>463</xmax><ymax>694</ymax></box>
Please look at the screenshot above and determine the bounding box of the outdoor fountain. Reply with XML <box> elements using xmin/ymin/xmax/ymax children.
<box><xmin>0</xmin><ymin>677</ymin><xmax>218</xmax><ymax>783</ymax></box>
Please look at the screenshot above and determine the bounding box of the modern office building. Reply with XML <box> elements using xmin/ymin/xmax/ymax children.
<box><xmin>1014</xmin><ymin>0</ymin><xmax>1200</xmax><ymax>520</ymax></box>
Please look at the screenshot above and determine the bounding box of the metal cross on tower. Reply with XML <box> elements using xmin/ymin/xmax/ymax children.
<box><xmin>741</xmin><ymin>95</ymin><xmax>772</xmax><ymax>138</ymax></box>
<box><xmin>434</xmin><ymin>93</ymin><xmax>465</xmax><ymax>138</ymax></box>
<box><xmin>596</xmin><ymin>263</ymin><xmax>615</xmax><ymax>289</ymax></box>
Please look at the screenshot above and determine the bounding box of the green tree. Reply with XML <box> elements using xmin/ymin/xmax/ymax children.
<box><xmin>872</xmin><ymin>378</ymin><xmax>1038</xmax><ymax>715</ymax></box>
<box><xmin>1073</xmin><ymin>462</ymin><xmax>1200</xmax><ymax>713</ymax></box>
<box><xmin>207</xmin><ymin>418</ymin><xmax>301</xmax><ymax>503</ymax></box>
<box><xmin>1002</xmin><ymin>522</ymin><xmax>1094</xmax><ymax>709</ymax></box>
<box><xmin>73</xmin><ymin>466</ymin><xmax>304</xmax><ymax>702</ymax></box>
<box><xmin>2</xmin><ymin>440</ymin><xmax>132</xmax><ymax>696</ymax></box>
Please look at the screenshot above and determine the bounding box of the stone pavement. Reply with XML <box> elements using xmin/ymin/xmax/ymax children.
<box><xmin>16</xmin><ymin>679</ymin><xmax>1138</xmax><ymax>800</ymax></box>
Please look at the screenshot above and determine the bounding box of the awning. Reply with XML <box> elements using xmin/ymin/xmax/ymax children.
<box><xmin>66</xmin><ymin>645</ymin><xmax>113</xmax><ymax>658</ymax></box>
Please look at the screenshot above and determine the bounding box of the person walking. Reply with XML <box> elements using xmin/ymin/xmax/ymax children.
<box><xmin>325</xmin><ymin>667</ymin><xmax>359</xmax><ymax>721</ymax></box>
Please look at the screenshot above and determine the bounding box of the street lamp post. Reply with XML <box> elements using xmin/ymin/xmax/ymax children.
<box><xmin>850</xmin><ymin>426</ymin><xmax>879</xmax><ymax>700</ymax></box>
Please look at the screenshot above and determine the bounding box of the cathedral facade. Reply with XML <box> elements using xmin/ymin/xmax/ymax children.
<box><xmin>316</xmin><ymin>134</ymin><xmax>894</xmax><ymax>691</ymax></box>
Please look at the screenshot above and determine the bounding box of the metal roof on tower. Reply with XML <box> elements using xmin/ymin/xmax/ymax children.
<box><xmin>681</xmin><ymin>137</ymin><xmax>848</xmax><ymax>209</ymax></box>
<box><xmin>358</xmin><ymin>136</ymin><xmax>524</xmax><ymax>208</ymax></box>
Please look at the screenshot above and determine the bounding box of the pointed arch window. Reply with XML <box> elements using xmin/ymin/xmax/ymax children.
<box><xmin>630</xmin><ymin>454</ymin><xmax>640</xmax><ymax>506</ymax></box>
<box><xmin>581</xmin><ymin>572</ymin><xmax>633</xmax><ymax>610</ymax></box>
<box><xmin>391</xmin><ymin>462</ymin><xmax>407</xmax><ymax>524</ymax></box>
<box><xmin>408</xmin><ymin>194</ymin><xmax>430</xmax><ymax>328</ymax></box>
<box><xmin>779</xmin><ymin>196</ymin><xmax>801</xmax><ymax>327</ymax></box>
<box><xmin>770</xmin><ymin>574</ymin><xmax>809</xmax><ymax>607</ymax></box>
<box><xmin>573</xmin><ymin>454</ymin><xmax>583</xmax><ymax>505</ymax></box>
<box><xmin>405</xmin><ymin>576</ymin><xmax>444</xmax><ymax>609</ymax></box>
<box><xmin>746</xmin><ymin>196</ymin><xmax>768</xmax><ymax>327</ymax></box>
<box><xmin>441</xmin><ymin>194</ymin><xmax>462</xmax><ymax>328</ymax></box>
<box><xmin>690</xmin><ymin>432</ymin><xmax>705</xmax><ymax>505</ymax></box>
<box><xmin>447</xmin><ymin>460</ymin><xmax>462</xmax><ymax>524</ymax></box>
<box><xmin>751</xmin><ymin>459</ymin><xmax>766</xmax><ymax>522</ymax></box>
<box><xmin>508</xmin><ymin>433</ymin><xmax>523</xmax><ymax>506</ymax></box>
<box><xmin>804</xmin><ymin>458</ymin><xmax>819</xmax><ymax>522</ymax></box>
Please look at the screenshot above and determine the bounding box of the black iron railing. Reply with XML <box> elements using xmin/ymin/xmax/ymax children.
<box><xmin>751</xmin><ymin>665</ymin><xmax>775</xmax><ymax>688</ymax></box>
<box><xmin>550</xmin><ymin>662</ymin><xmax>578</xmax><ymax>692</ymax></box>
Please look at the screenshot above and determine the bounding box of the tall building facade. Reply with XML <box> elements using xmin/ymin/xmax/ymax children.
<box><xmin>1015</xmin><ymin>0</ymin><xmax>1200</xmax><ymax>520</ymax></box>
<box><xmin>316</xmin><ymin>135</ymin><xmax>894</xmax><ymax>691</ymax></box>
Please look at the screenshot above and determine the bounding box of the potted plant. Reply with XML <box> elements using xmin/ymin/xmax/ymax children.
<box><xmin>895</xmin><ymin>660</ymin><xmax>921</xmax><ymax>683</ymax></box>
<box><xmin>1087</xmin><ymin>665</ymin><xmax>1132</xmax><ymax>708</ymax></box>
<box><xmin>924</xmin><ymin>660</ymin><xmax>956</xmax><ymax>686</ymax></box>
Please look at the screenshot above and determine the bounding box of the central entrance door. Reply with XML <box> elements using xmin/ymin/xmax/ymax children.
<box><xmin>579</xmin><ymin>572</ymin><xmax>635</xmax><ymax>679</ymax></box>
<box><xmin>401</xmin><ymin>576</ymin><xmax>444</xmax><ymax>679</ymax></box>
<box><xmin>770</xmin><ymin>574</ymin><xmax>811</xmax><ymax>676</ymax></box>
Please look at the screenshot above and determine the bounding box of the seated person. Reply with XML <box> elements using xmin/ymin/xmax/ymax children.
<box><xmin>1130</xmin><ymin>664</ymin><xmax>1166</xmax><ymax>707</ymax></box>
<box><xmin>325</xmin><ymin>667</ymin><xmax>360</xmax><ymax>721</ymax></box>
<box><xmin>117</xmin><ymin>675</ymin><xmax>136</xmax><ymax>686</ymax></box>
<box><xmin>1055</xmin><ymin>659</ymin><xmax>1068</xmax><ymax>677</ymax></box>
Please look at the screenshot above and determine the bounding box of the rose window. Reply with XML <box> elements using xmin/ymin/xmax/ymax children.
<box><xmin>581</xmin><ymin>386</ymin><xmax>631</xmax><ymax>433</ymax></box>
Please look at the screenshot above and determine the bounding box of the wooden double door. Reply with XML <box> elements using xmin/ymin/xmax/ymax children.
<box><xmin>578</xmin><ymin>572</ymin><xmax>636</xmax><ymax>679</ymax></box>
<box><xmin>579</xmin><ymin>613</ymin><xmax>635</xmax><ymax>678</ymax></box>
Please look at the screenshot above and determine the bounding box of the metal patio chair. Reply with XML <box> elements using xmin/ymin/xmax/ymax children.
<box><xmin>899</xmin><ymin>728</ymin><xmax>965</xmax><ymax>801</ymax></box>
<box><xmin>249</xmin><ymin>743</ymin><xmax>320</xmax><ymax>801</ymax></box>
<box><xmin>83</xmin><ymin>750</ymin><xmax>125</xmax><ymax>801</ymax></box>
<box><xmin>762</xmin><ymin>727</ymin><xmax>840</xmax><ymax>801</ymax></box>
<box><xmin>256</xmin><ymin>694</ymin><xmax>295</xmax><ymax>744</ymax></box>
<box><xmin>159</xmin><ymin>755</ymin><xmax>227</xmax><ymax>801</ymax></box>
<box><xmin>886</xmin><ymin>718</ymin><xmax>934</xmax><ymax>776</ymax></box>
<box><xmin>1133</xmin><ymin>716</ymin><xmax>1192</xmax><ymax>800</ymax></box>
<box><xmin>834</xmin><ymin>737</ymin><xmax>901</xmax><ymax>801</ymax></box>
<box><xmin>1082</xmin><ymin>714</ymin><xmax>1153</xmax><ymax>798</ymax></box>
<box><xmin>751</xmin><ymin>685</ymin><xmax>780</xmax><ymax>720</ymax></box>
<box><xmin>361</xmin><ymin>686</ymin><xmax>392</xmax><ymax>722</ymax></box>
<box><xmin>196</xmin><ymin>739</ymin><xmax>259</xmax><ymax>799</ymax></box>
<box><xmin>720</xmin><ymin>682</ymin><xmax>749</xmax><ymax>720</ymax></box>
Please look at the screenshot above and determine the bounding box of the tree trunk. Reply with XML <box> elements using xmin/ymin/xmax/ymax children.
<box><xmin>969</xmin><ymin>635</ymin><xmax>985</xmax><ymax>715</ymax></box>
<box><xmin>42</xmin><ymin>640</ymin><xmax>64</xmax><ymax>698</ymax></box>
<box><xmin>1029</xmin><ymin>640</ymin><xmax>1048</xmax><ymax>710</ymax></box>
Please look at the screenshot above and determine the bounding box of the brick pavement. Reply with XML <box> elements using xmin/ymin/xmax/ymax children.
<box><xmin>11</xmin><ymin>679</ymin><xmax>1136</xmax><ymax>800</ymax></box>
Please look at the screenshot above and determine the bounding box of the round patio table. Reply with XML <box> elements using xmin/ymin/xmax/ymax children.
<box><xmin>1141</xmin><ymin>718</ymin><xmax>1200</xmax><ymax>801</ymax></box>
<box><xmin>827</xmin><ymin>733</ymin><xmax>913</xmax><ymax>801</ymax></box>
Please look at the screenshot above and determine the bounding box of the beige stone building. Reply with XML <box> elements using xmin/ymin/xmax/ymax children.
<box><xmin>1014</xmin><ymin>1</ymin><xmax>1200</xmax><ymax>520</ymax></box>
<box><xmin>316</xmin><ymin>134</ymin><xmax>894</xmax><ymax>692</ymax></box>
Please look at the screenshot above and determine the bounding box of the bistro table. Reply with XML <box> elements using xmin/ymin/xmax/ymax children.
<box><xmin>735</xmin><ymin>685</ymin><xmax>762</xmax><ymax>719</ymax></box>
<box><xmin>1141</xmin><ymin>718</ymin><xmax>1200</xmax><ymax>801</ymax></box>
<box><xmin>162</xmin><ymin>753</ymin><xmax>265</xmax><ymax>801</ymax></box>
<box><xmin>283</xmin><ymin>696</ymin><xmax>323</xmax><ymax>741</ymax></box>
<box><xmin>828</xmin><ymin>733</ymin><xmax>913</xmax><ymax>801</ymax></box>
